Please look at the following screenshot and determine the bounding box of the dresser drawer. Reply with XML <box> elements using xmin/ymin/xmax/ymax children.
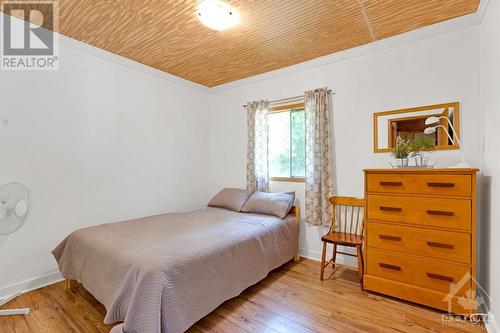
<box><xmin>367</xmin><ymin>249</ymin><xmax>471</xmax><ymax>295</ymax></box>
<box><xmin>366</xmin><ymin>173</ymin><xmax>471</xmax><ymax>197</ymax></box>
<box><xmin>367</xmin><ymin>195</ymin><xmax>471</xmax><ymax>231</ymax></box>
<box><xmin>367</xmin><ymin>222</ymin><xmax>471</xmax><ymax>264</ymax></box>
<box><xmin>364</xmin><ymin>275</ymin><xmax>475</xmax><ymax>315</ymax></box>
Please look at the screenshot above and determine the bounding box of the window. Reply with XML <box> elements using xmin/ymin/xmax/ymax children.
<box><xmin>268</xmin><ymin>103</ymin><xmax>305</xmax><ymax>182</ymax></box>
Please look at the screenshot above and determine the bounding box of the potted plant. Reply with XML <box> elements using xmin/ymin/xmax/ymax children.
<box><xmin>391</xmin><ymin>136</ymin><xmax>411</xmax><ymax>167</ymax></box>
<box><xmin>410</xmin><ymin>137</ymin><xmax>435</xmax><ymax>167</ymax></box>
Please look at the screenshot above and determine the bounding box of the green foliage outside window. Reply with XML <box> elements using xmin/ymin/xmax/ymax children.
<box><xmin>268</xmin><ymin>109</ymin><xmax>305</xmax><ymax>179</ymax></box>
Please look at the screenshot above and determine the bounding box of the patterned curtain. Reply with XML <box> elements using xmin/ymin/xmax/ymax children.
<box><xmin>246</xmin><ymin>100</ymin><xmax>270</xmax><ymax>192</ymax></box>
<box><xmin>304</xmin><ymin>88</ymin><xmax>335</xmax><ymax>226</ymax></box>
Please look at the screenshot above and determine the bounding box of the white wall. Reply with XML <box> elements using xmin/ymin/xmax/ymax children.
<box><xmin>0</xmin><ymin>34</ymin><xmax>210</xmax><ymax>297</ymax></box>
<box><xmin>480</xmin><ymin>0</ymin><xmax>500</xmax><ymax>330</ymax></box>
<box><xmin>0</xmin><ymin>12</ymin><xmax>493</xmax><ymax>326</ymax></box>
<box><xmin>206</xmin><ymin>26</ymin><xmax>481</xmax><ymax>263</ymax></box>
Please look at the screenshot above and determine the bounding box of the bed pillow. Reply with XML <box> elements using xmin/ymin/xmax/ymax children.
<box><xmin>241</xmin><ymin>191</ymin><xmax>295</xmax><ymax>219</ymax></box>
<box><xmin>208</xmin><ymin>188</ymin><xmax>254</xmax><ymax>212</ymax></box>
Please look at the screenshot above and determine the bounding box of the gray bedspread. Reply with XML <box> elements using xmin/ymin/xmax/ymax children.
<box><xmin>52</xmin><ymin>207</ymin><xmax>299</xmax><ymax>333</ymax></box>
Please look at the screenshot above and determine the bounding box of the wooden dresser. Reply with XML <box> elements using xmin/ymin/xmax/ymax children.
<box><xmin>363</xmin><ymin>168</ymin><xmax>478</xmax><ymax>314</ymax></box>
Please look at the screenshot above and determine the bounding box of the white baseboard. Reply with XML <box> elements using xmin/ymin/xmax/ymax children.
<box><xmin>299</xmin><ymin>248</ymin><xmax>322</xmax><ymax>261</ymax></box>
<box><xmin>300</xmin><ymin>248</ymin><xmax>357</xmax><ymax>268</ymax></box>
<box><xmin>477</xmin><ymin>288</ymin><xmax>497</xmax><ymax>333</ymax></box>
<box><xmin>485</xmin><ymin>312</ymin><xmax>498</xmax><ymax>333</ymax></box>
<box><xmin>0</xmin><ymin>271</ymin><xmax>63</xmax><ymax>300</ymax></box>
<box><xmin>4</xmin><ymin>258</ymin><xmax>494</xmax><ymax>333</ymax></box>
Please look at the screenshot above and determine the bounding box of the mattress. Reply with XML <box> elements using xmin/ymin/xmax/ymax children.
<box><xmin>52</xmin><ymin>207</ymin><xmax>299</xmax><ymax>333</ymax></box>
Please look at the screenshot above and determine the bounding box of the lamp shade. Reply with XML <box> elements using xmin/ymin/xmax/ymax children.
<box><xmin>424</xmin><ymin>127</ymin><xmax>437</xmax><ymax>135</ymax></box>
<box><xmin>425</xmin><ymin>116</ymin><xmax>440</xmax><ymax>125</ymax></box>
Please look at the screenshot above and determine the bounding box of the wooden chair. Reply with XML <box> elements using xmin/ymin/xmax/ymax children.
<box><xmin>320</xmin><ymin>196</ymin><xmax>365</xmax><ymax>288</ymax></box>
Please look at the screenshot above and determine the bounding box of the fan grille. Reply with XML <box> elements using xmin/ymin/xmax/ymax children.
<box><xmin>0</xmin><ymin>182</ymin><xmax>30</xmax><ymax>235</ymax></box>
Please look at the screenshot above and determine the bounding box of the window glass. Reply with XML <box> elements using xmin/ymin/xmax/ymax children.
<box><xmin>268</xmin><ymin>108</ymin><xmax>305</xmax><ymax>179</ymax></box>
<box><xmin>268</xmin><ymin>111</ymin><xmax>290</xmax><ymax>177</ymax></box>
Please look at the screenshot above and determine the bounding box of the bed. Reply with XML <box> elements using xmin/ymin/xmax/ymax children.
<box><xmin>52</xmin><ymin>204</ymin><xmax>300</xmax><ymax>333</ymax></box>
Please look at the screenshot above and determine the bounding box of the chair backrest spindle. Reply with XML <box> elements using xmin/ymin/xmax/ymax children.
<box><xmin>328</xmin><ymin>196</ymin><xmax>365</xmax><ymax>236</ymax></box>
<box><xmin>344</xmin><ymin>205</ymin><xmax>348</xmax><ymax>233</ymax></box>
<box><xmin>349</xmin><ymin>206</ymin><xmax>354</xmax><ymax>234</ymax></box>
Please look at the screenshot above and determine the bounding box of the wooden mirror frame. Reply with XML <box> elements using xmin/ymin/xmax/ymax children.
<box><xmin>373</xmin><ymin>102</ymin><xmax>460</xmax><ymax>153</ymax></box>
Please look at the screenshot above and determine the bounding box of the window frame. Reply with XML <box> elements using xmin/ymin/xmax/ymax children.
<box><xmin>268</xmin><ymin>102</ymin><xmax>306</xmax><ymax>183</ymax></box>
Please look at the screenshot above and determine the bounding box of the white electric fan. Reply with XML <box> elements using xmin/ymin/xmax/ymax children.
<box><xmin>0</xmin><ymin>182</ymin><xmax>31</xmax><ymax>316</ymax></box>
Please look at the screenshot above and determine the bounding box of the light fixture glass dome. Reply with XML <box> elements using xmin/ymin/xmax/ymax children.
<box><xmin>198</xmin><ymin>0</ymin><xmax>240</xmax><ymax>31</ymax></box>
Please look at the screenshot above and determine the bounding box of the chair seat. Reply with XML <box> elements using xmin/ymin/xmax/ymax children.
<box><xmin>321</xmin><ymin>231</ymin><xmax>363</xmax><ymax>246</ymax></box>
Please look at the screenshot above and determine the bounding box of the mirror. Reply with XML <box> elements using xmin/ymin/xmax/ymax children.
<box><xmin>373</xmin><ymin>102</ymin><xmax>460</xmax><ymax>153</ymax></box>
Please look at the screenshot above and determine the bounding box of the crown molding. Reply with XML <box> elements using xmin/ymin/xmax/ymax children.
<box><xmin>0</xmin><ymin>12</ymin><xmax>211</xmax><ymax>93</ymax></box>
<box><xmin>2</xmin><ymin>0</ymin><xmax>487</xmax><ymax>95</ymax></box>
<box><xmin>209</xmin><ymin>9</ymin><xmax>482</xmax><ymax>94</ymax></box>
<box><xmin>476</xmin><ymin>0</ymin><xmax>489</xmax><ymax>24</ymax></box>
<box><xmin>59</xmin><ymin>35</ymin><xmax>212</xmax><ymax>94</ymax></box>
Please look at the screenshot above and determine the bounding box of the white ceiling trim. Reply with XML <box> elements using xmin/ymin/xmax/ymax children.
<box><xmin>209</xmin><ymin>9</ymin><xmax>482</xmax><ymax>94</ymax></box>
<box><xmin>0</xmin><ymin>12</ymin><xmax>211</xmax><ymax>93</ymax></box>
<box><xmin>1</xmin><ymin>0</ymin><xmax>485</xmax><ymax>95</ymax></box>
<box><xmin>475</xmin><ymin>0</ymin><xmax>489</xmax><ymax>23</ymax></box>
<box><xmin>356</xmin><ymin>0</ymin><xmax>376</xmax><ymax>42</ymax></box>
<box><xmin>59</xmin><ymin>34</ymin><xmax>212</xmax><ymax>93</ymax></box>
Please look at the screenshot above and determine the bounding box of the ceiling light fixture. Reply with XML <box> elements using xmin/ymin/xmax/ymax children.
<box><xmin>198</xmin><ymin>0</ymin><xmax>240</xmax><ymax>31</ymax></box>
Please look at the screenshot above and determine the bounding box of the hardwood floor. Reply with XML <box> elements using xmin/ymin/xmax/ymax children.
<box><xmin>0</xmin><ymin>258</ymin><xmax>486</xmax><ymax>333</ymax></box>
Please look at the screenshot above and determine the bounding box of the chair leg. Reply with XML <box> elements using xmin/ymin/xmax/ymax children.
<box><xmin>320</xmin><ymin>241</ymin><xmax>327</xmax><ymax>281</ymax></box>
<box><xmin>331</xmin><ymin>244</ymin><xmax>337</xmax><ymax>269</ymax></box>
<box><xmin>356</xmin><ymin>245</ymin><xmax>364</xmax><ymax>290</ymax></box>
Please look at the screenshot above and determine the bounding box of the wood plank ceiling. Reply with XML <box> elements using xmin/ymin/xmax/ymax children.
<box><xmin>9</xmin><ymin>0</ymin><xmax>480</xmax><ymax>87</ymax></box>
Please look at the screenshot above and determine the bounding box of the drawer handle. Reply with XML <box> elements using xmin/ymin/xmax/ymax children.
<box><xmin>428</xmin><ymin>182</ymin><xmax>455</xmax><ymax>188</ymax></box>
<box><xmin>379</xmin><ymin>235</ymin><xmax>402</xmax><ymax>241</ymax></box>
<box><xmin>427</xmin><ymin>241</ymin><xmax>454</xmax><ymax>249</ymax></box>
<box><xmin>427</xmin><ymin>210</ymin><xmax>454</xmax><ymax>216</ymax></box>
<box><xmin>379</xmin><ymin>263</ymin><xmax>401</xmax><ymax>271</ymax></box>
<box><xmin>380</xmin><ymin>206</ymin><xmax>402</xmax><ymax>212</ymax></box>
<box><xmin>380</xmin><ymin>181</ymin><xmax>402</xmax><ymax>186</ymax></box>
<box><xmin>427</xmin><ymin>273</ymin><xmax>454</xmax><ymax>282</ymax></box>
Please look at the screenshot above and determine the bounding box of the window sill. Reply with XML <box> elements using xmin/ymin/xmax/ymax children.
<box><xmin>270</xmin><ymin>177</ymin><xmax>305</xmax><ymax>183</ymax></box>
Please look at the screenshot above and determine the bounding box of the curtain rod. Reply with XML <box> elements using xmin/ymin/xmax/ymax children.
<box><xmin>243</xmin><ymin>89</ymin><xmax>333</xmax><ymax>108</ymax></box>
